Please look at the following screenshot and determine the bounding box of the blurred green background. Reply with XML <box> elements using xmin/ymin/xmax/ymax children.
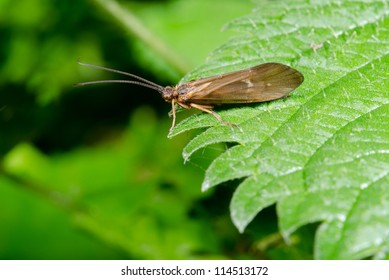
<box><xmin>0</xmin><ymin>0</ymin><xmax>314</xmax><ymax>259</ymax></box>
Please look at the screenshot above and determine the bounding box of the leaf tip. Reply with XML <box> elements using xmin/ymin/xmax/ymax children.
<box><xmin>232</xmin><ymin>219</ymin><xmax>247</xmax><ymax>234</ymax></box>
<box><xmin>182</xmin><ymin>152</ymin><xmax>189</xmax><ymax>163</ymax></box>
<box><xmin>201</xmin><ymin>179</ymin><xmax>212</xmax><ymax>192</ymax></box>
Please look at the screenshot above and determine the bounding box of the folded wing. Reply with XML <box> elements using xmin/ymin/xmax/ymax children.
<box><xmin>186</xmin><ymin>63</ymin><xmax>304</xmax><ymax>105</ymax></box>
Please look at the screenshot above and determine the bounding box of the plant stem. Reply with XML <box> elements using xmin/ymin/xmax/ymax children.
<box><xmin>91</xmin><ymin>0</ymin><xmax>190</xmax><ymax>75</ymax></box>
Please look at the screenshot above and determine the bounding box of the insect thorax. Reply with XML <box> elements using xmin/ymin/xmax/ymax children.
<box><xmin>162</xmin><ymin>85</ymin><xmax>190</xmax><ymax>103</ymax></box>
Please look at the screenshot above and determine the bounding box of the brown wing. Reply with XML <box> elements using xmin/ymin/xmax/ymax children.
<box><xmin>185</xmin><ymin>63</ymin><xmax>304</xmax><ymax>105</ymax></box>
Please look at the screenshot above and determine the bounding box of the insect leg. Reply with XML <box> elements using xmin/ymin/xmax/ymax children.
<box><xmin>169</xmin><ymin>100</ymin><xmax>176</xmax><ymax>132</ymax></box>
<box><xmin>189</xmin><ymin>103</ymin><xmax>237</xmax><ymax>127</ymax></box>
<box><xmin>169</xmin><ymin>99</ymin><xmax>176</xmax><ymax>132</ymax></box>
<box><xmin>177</xmin><ymin>102</ymin><xmax>191</xmax><ymax>109</ymax></box>
<box><xmin>169</xmin><ymin>101</ymin><xmax>192</xmax><ymax>131</ymax></box>
<box><xmin>168</xmin><ymin>102</ymin><xmax>191</xmax><ymax>117</ymax></box>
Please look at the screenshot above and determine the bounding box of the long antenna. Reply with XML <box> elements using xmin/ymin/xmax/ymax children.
<box><xmin>78</xmin><ymin>61</ymin><xmax>164</xmax><ymax>91</ymax></box>
<box><xmin>75</xmin><ymin>79</ymin><xmax>162</xmax><ymax>92</ymax></box>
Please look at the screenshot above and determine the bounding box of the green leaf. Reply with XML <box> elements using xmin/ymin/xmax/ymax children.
<box><xmin>171</xmin><ymin>0</ymin><xmax>389</xmax><ymax>259</ymax></box>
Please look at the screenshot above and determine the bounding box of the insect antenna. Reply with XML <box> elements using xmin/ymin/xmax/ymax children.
<box><xmin>77</xmin><ymin>61</ymin><xmax>164</xmax><ymax>91</ymax></box>
<box><xmin>76</xmin><ymin>80</ymin><xmax>163</xmax><ymax>92</ymax></box>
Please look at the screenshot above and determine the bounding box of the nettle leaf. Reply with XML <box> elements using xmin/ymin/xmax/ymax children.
<box><xmin>170</xmin><ymin>0</ymin><xmax>389</xmax><ymax>259</ymax></box>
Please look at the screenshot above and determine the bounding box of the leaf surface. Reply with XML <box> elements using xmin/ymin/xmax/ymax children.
<box><xmin>171</xmin><ymin>0</ymin><xmax>389</xmax><ymax>259</ymax></box>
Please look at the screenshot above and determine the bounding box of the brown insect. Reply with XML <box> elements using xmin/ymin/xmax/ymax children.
<box><xmin>77</xmin><ymin>62</ymin><xmax>304</xmax><ymax>131</ymax></box>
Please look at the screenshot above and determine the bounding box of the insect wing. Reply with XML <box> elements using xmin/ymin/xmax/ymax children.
<box><xmin>186</xmin><ymin>63</ymin><xmax>303</xmax><ymax>105</ymax></box>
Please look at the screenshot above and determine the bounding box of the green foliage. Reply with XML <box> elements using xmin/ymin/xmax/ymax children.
<box><xmin>2</xmin><ymin>0</ymin><xmax>388</xmax><ymax>260</ymax></box>
<box><xmin>126</xmin><ymin>0</ymin><xmax>252</xmax><ymax>73</ymax></box>
<box><xmin>1</xmin><ymin>108</ymin><xmax>223</xmax><ymax>259</ymax></box>
<box><xmin>2</xmin><ymin>0</ymin><xmax>271</xmax><ymax>260</ymax></box>
<box><xmin>170</xmin><ymin>0</ymin><xmax>389</xmax><ymax>259</ymax></box>
<box><xmin>91</xmin><ymin>0</ymin><xmax>253</xmax><ymax>81</ymax></box>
